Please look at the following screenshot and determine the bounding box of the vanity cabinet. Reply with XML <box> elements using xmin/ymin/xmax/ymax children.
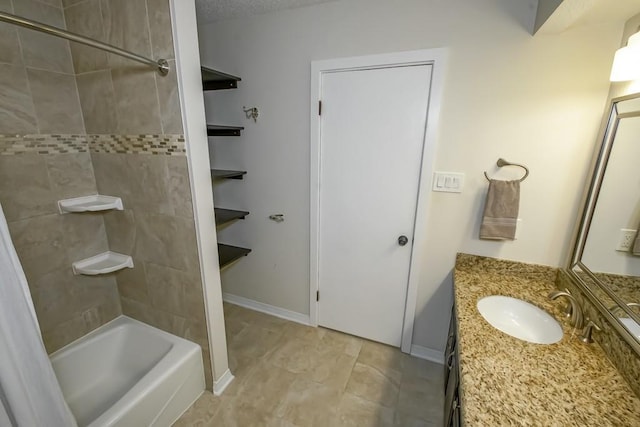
<box><xmin>444</xmin><ymin>306</ymin><xmax>461</xmax><ymax>427</ymax></box>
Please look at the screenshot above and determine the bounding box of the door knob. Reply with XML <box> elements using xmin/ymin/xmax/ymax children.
<box><xmin>398</xmin><ymin>235</ymin><xmax>408</xmax><ymax>246</ymax></box>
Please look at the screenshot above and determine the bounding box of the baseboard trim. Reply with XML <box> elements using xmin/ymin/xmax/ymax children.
<box><xmin>222</xmin><ymin>293</ymin><xmax>311</xmax><ymax>326</ymax></box>
<box><xmin>213</xmin><ymin>369</ymin><xmax>234</xmax><ymax>396</ymax></box>
<box><xmin>410</xmin><ymin>344</ymin><xmax>444</xmax><ymax>365</ymax></box>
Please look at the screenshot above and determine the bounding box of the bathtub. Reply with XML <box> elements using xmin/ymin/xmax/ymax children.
<box><xmin>50</xmin><ymin>316</ymin><xmax>205</xmax><ymax>427</ymax></box>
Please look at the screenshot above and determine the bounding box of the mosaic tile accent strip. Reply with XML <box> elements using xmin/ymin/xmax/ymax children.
<box><xmin>0</xmin><ymin>134</ymin><xmax>186</xmax><ymax>156</ymax></box>
<box><xmin>0</xmin><ymin>134</ymin><xmax>89</xmax><ymax>155</ymax></box>
<box><xmin>89</xmin><ymin>135</ymin><xmax>186</xmax><ymax>156</ymax></box>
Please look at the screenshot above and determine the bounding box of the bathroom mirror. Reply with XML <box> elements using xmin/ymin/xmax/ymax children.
<box><xmin>570</xmin><ymin>93</ymin><xmax>640</xmax><ymax>354</ymax></box>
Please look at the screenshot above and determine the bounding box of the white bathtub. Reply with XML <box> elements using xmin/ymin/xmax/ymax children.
<box><xmin>50</xmin><ymin>316</ymin><xmax>205</xmax><ymax>427</ymax></box>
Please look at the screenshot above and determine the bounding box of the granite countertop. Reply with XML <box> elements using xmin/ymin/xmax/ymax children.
<box><xmin>454</xmin><ymin>253</ymin><xmax>640</xmax><ymax>426</ymax></box>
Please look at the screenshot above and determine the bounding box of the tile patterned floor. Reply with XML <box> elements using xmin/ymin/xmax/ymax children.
<box><xmin>174</xmin><ymin>303</ymin><xmax>444</xmax><ymax>426</ymax></box>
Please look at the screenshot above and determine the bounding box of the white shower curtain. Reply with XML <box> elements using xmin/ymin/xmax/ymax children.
<box><xmin>0</xmin><ymin>203</ymin><xmax>77</xmax><ymax>427</ymax></box>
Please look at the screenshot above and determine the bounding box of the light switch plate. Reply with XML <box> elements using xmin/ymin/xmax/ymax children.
<box><xmin>432</xmin><ymin>172</ymin><xmax>464</xmax><ymax>193</ymax></box>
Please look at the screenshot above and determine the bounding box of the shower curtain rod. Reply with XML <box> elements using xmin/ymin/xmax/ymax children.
<box><xmin>0</xmin><ymin>11</ymin><xmax>169</xmax><ymax>75</ymax></box>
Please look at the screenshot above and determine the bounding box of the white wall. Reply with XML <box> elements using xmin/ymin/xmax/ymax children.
<box><xmin>198</xmin><ymin>0</ymin><xmax>624</xmax><ymax>352</ymax></box>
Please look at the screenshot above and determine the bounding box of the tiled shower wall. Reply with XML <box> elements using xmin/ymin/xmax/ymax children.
<box><xmin>0</xmin><ymin>0</ymin><xmax>84</xmax><ymax>134</ymax></box>
<box><xmin>0</xmin><ymin>0</ymin><xmax>214</xmax><ymax>388</ymax></box>
<box><xmin>91</xmin><ymin>137</ymin><xmax>213</xmax><ymax>386</ymax></box>
<box><xmin>0</xmin><ymin>136</ymin><xmax>119</xmax><ymax>353</ymax></box>
<box><xmin>0</xmin><ymin>0</ymin><xmax>118</xmax><ymax>352</ymax></box>
<box><xmin>64</xmin><ymin>0</ymin><xmax>182</xmax><ymax>135</ymax></box>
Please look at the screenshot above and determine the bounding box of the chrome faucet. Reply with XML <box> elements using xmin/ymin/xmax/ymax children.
<box><xmin>548</xmin><ymin>289</ymin><xmax>584</xmax><ymax>329</ymax></box>
<box><xmin>580</xmin><ymin>320</ymin><xmax>601</xmax><ymax>344</ymax></box>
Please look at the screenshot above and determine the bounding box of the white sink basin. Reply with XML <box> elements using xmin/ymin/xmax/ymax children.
<box><xmin>477</xmin><ymin>296</ymin><xmax>563</xmax><ymax>344</ymax></box>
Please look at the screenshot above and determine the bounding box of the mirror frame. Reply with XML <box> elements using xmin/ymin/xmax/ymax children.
<box><xmin>568</xmin><ymin>92</ymin><xmax>640</xmax><ymax>355</ymax></box>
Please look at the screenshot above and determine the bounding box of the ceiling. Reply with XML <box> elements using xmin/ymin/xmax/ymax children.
<box><xmin>195</xmin><ymin>0</ymin><xmax>341</xmax><ymax>23</ymax></box>
<box><xmin>537</xmin><ymin>0</ymin><xmax>640</xmax><ymax>33</ymax></box>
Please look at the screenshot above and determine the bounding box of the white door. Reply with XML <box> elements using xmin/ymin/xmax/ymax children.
<box><xmin>318</xmin><ymin>64</ymin><xmax>433</xmax><ymax>346</ymax></box>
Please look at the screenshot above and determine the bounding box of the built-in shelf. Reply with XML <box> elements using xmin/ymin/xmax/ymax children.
<box><xmin>201</xmin><ymin>66</ymin><xmax>241</xmax><ymax>91</ymax></box>
<box><xmin>72</xmin><ymin>251</ymin><xmax>133</xmax><ymax>276</ymax></box>
<box><xmin>218</xmin><ymin>243</ymin><xmax>251</xmax><ymax>268</ymax></box>
<box><xmin>207</xmin><ymin>125</ymin><xmax>244</xmax><ymax>136</ymax></box>
<box><xmin>211</xmin><ymin>169</ymin><xmax>247</xmax><ymax>180</ymax></box>
<box><xmin>58</xmin><ymin>195</ymin><xmax>123</xmax><ymax>214</ymax></box>
<box><xmin>215</xmin><ymin>208</ymin><xmax>249</xmax><ymax>226</ymax></box>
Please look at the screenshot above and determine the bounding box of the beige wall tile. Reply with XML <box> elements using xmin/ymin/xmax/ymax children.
<box><xmin>155</xmin><ymin>60</ymin><xmax>183</xmax><ymax>134</ymax></box>
<box><xmin>33</xmin><ymin>272</ymin><xmax>118</xmax><ymax>338</ymax></box>
<box><xmin>62</xmin><ymin>0</ymin><xmax>86</xmax><ymax>8</ymax></box>
<box><xmin>145</xmin><ymin>262</ymin><xmax>187</xmax><ymax>315</ymax></box>
<box><xmin>111</xmin><ymin>67</ymin><xmax>162</xmax><ymax>134</ymax></box>
<box><xmin>0</xmin><ymin>24</ymin><xmax>21</xmax><ymax>66</ymax></box>
<box><xmin>64</xmin><ymin>0</ymin><xmax>110</xmax><ymax>74</ymax></box>
<box><xmin>100</xmin><ymin>0</ymin><xmax>152</xmax><ymax>68</ymax></box>
<box><xmin>27</xmin><ymin>68</ymin><xmax>85</xmax><ymax>133</ymax></box>
<box><xmin>103</xmin><ymin>209</ymin><xmax>136</xmax><ymax>253</ymax></box>
<box><xmin>61</xmin><ymin>213</ymin><xmax>108</xmax><ymax>261</ymax></box>
<box><xmin>0</xmin><ymin>154</ymin><xmax>56</xmax><ymax>221</ymax></box>
<box><xmin>115</xmin><ymin>262</ymin><xmax>149</xmax><ymax>302</ymax></box>
<box><xmin>0</xmin><ymin>64</ymin><xmax>38</xmax><ymax>134</ymax></box>
<box><xmin>14</xmin><ymin>0</ymin><xmax>74</xmax><ymax>74</ymax></box>
<box><xmin>167</xmin><ymin>156</ymin><xmax>193</xmax><ymax>218</ymax></box>
<box><xmin>133</xmin><ymin>212</ymin><xmax>198</xmax><ymax>271</ymax></box>
<box><xmin>41</xmin><ymin>314</ymin><xmax>87</xmax><ymax>353</ymax></box>
<box><xmin>40</xmin><ymin>279</ymin><xmax>120</xmax><ymax>353</ymax></box>
<box><xmin>45</xmin><ymin>152</ymin><xmax>97</xmax><ymax>200</ymax></box>
<box><xmin>7</xmin><ymin>215</ymin><xmax>67</xmax><ymax>281</ymax></box>
<box><xmin>125</xmin><ymin>154</ymin><xmax>173</xmax><ymax>214</ymax></box>
<box><xmin>91</xmin><ymin>153</ymin><xmax>133</xmax><ymax>205</ymax></box>
<box><xmin>0</xmin><ymin>0</ymin><xmax>22</xmax><ymax>66</ymax></box>
<box><xmin>0</xmin><ymin>0</ymin><xmax>12</xmax><ymax>12</ymax></box>
<box><xmin>36</xmin><ymin>0</ymin><xmax>63</xmax><ymax>8</ymax></box>
<box><xmin>146</xmin><ymin>0</ymin><xmax>174</xmax><ymax>60</ymax></box>
<box><xmin>76</xmin><ymin>70</ymin><xmax>118</xmax><ymax>134</ymax></box>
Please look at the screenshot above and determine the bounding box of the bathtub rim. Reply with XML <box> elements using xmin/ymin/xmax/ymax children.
<box><xmin>50</xmin><ymin>315</ymin><xmax>204</xmax><ymax>427</ymax></box>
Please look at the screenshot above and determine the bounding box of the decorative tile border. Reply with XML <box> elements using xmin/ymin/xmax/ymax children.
<box><xmin>89</xmin><ymin>135</ymin><xmax>186</xmax><ymax>155</ymax></box>
<box><xmin>0</xmin><ymin>135</ymin><xmax>89</xmax><ymax>155</ymax></box>
<box><xmin>0</xmin><ymin>134</ymin><xmax>186</xmax><ymax>156</ymax></box>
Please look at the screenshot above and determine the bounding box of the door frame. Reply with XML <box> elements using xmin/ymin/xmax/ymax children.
<box><xmin>309</xmin><ymin>48</ymin><xmax>447</xmax><ymax>353</ymax></box>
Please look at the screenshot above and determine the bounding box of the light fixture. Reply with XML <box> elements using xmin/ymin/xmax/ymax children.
<box><xmin>610</xmin><ymin>31</ymin><xmax>640</xmax><ymax>82</ymax></box>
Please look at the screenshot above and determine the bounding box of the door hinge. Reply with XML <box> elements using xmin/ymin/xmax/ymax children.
<box><xmin>318</xmin><ymin>100</ymin><xmax>322</xmax><ymax>116</ymax></box>
<box><xmin>316</xmin><ymin>290</ymin><xmax>319</xmax><ymax>301</ymax></box>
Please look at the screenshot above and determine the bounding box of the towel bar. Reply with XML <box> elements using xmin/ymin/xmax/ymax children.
<box><xmin>484</xmin><ymin>158</ymin><xmax>529</xmax><ymax>182</ymax></box>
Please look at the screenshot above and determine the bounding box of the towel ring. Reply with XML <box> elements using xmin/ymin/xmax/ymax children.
<box><xmin>484</xmin><ymin>158</ymin><xmax>529</xmax><ymax>182</ymax></box>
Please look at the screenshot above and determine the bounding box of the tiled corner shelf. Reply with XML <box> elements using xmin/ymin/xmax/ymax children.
<box><xmin>72</xmin><ymin>251</ymin><xmax>133</xmax><ymax>276</ymax></box>
<box><xmin>218</xmin><ymin>244</ymin><xmax>251</xmax><ymax>268</ymax></box>
<box><xmin>58</xmin><ymin>195</ymin><xmax>123</xmax><ymax>214</ymax></box>
<box><xmin>215</xmin><ymin>208</ymin><xmax>249</xmax><ymax>226</ymax></box>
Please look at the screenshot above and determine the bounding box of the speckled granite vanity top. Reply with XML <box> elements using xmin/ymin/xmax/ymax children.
<box><xmin>454</xmin><ymin>253</ymin><xmax>640</xmax><ymax>426</ymax></box>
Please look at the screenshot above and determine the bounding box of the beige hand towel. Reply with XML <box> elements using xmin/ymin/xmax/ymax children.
<box><xmin>479</xmin><ymin>180</ymin><xmax>520</xmax><ymax>240</ymax></box>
